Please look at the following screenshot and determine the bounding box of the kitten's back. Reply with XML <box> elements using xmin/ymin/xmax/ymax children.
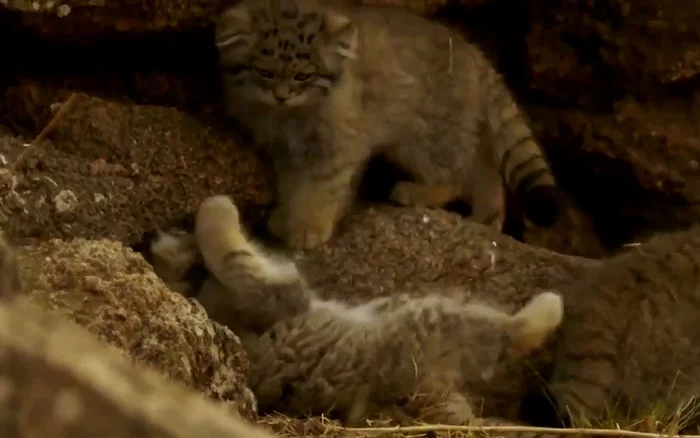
<box><xmin>550</xmin><ymin>226</ymin><xmax>700</xmax><ymax>427</ymax></box>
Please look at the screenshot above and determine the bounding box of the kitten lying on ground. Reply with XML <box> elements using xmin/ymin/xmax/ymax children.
<box><xmin>148</xmin><ymin>195</ymin><xmax>564</xmax><ymax>425</ymax></box>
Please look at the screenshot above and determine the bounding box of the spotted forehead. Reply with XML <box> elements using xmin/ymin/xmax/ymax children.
<box><xmin>254</xmin><ymin>6</ymin><xmax>322</xmax><ymax>55</ymax></box>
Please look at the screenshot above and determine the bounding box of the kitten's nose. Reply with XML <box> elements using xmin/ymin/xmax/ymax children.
<box><xmin>273</xmin><ymin>84</ymin><xmax>291</xmax><ymax>104</ymax></box>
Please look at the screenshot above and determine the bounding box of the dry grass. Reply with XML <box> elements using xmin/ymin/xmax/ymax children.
<box><xmin>255</xmin><ymin>414</ymin><xmax>700</xmax><ymax>438</ymax></box>
<box><xmin>11</xmin><ymin>92</ymin><xmax>81</xmax><ymax>171</ymax></box>
<box><xmin>250</xmin><ymin>378</ymin><xmax>700</xmax><ymax>438</ymax></box>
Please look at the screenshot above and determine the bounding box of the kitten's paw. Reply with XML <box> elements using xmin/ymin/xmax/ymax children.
<box><xmin>483</xmin><ymin>212</ymin><xmax>505</xmax><ymax>233</ymax></box>
<box><xmin>390</xmin><ymin>181</ymin><xmax>421</xmax><ymax>206</ymax></box>
<box><xmin>195</xmin><ymin>195</ymin><xmax>248</xmax><ymax>248</ymax></box>
<box><xmin>197</xmin><ymin>195</ymin><xmax>242</xmax><ymax>228</ymax></box>
<box><xmin>470</xmin><ymin>209</ymin><xmax>505</xmax><ymax>233</ymax></box>
<box><xmin>390</xmin><ymin>181</ymin><xmax>457</xmax><ymax>208</ymax></box>
<box><xmin>267</xmin><ymin>207</ymin><xmax>334</xmax><ymax>250</ymax></box>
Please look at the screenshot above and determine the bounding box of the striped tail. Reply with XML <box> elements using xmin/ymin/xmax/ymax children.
<box><xmin>480</xmin><ymin>61</ymin><xmax>563</xmax><ymax>228</ymax></box>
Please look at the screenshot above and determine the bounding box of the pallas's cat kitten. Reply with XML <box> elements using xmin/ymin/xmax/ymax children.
<box><xmin>215</xmin><ymin>0</ymin><xmax>562</xmax><ymax>249</ymax></box>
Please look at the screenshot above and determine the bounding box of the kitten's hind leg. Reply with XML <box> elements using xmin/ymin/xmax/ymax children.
<box><xmin>195</xmin><ymin>195</ymin><xmax>314</xmax><ymax>333</ymax></box>
<box><xmin>389</xmin><ymin>181</ymin><xmax>462</xmax><ymax>208</ymax></box>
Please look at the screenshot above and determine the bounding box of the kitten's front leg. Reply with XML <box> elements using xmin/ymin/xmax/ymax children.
<box><xmin>268</xmin><ymin>152</ymin><xmax>364</xmax><ymax>251</ymax></box>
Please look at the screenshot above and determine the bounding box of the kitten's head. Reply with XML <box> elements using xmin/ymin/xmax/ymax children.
<box><xmin>148</xmin><ymin>228</ymin><xmax>205</xmax><ymax>297</ymax></box>
<box><xmin>215</xmin><ymin>0</ymin><xmax>357</xmax><ymax>109</ymax></box>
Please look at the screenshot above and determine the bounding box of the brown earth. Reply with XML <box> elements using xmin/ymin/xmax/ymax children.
<box><xmin>0</xmin><ymin>297</ymin><xmax>274</xmax><ymax>438</ymax></box>
<box><xmin>0</xmin><ymin>91</ymin><xmax>270</xmax><ymax>246</ymax></box>
<box><xmin>15</xmin><ymin>237</ymin><xmax>257</xmax><ymax>419</ymax></box>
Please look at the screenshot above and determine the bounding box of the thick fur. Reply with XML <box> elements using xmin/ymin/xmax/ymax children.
<box><xmin>194</xmin><ymin>195</ymin><xmax>315</xmax><ymax>337</ymax></box>
<box><xmin>215</xmin><ymin>0</ymin><xmax>561</xmax><ymax>249</ymax></box>
<box><xmin>547</xmin><ymin>226</ymin><xmax>700</xmax><ymax>429</ymax></box>
<box><xmin>246</xmin><ymin>290</ymin><xmax>563</xmax><ymax>425</ymax></box>
<box><xmin>482</xmin><ymin>226</ymin><xmax>700</xmax><ymax>438</ymax></box>
<box><xmin>150</xmin><ymin>195</ymin><xmax>564</xmax><ymax>425</ymax></box>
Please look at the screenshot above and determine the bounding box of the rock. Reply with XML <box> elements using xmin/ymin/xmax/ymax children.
<box><xmin>1</xmin><ymin>0</ymin><xmax>234</xmax><ymax>34</ymax></box>
<box><xmin>526</xmin><ymin>0</ymin><xmax>700</xmax><ymax>95</ymax></box>
<box><xmin>298</xmin><ymin>205</ymin><xmax>599</xmax><ymax>306</ymax></box>
<box><xmin>530</xmin><ymin>98</ymin><xmax>700</xmax><ymax>246</ymax></box>
<box><xmin>15</xmin><ymin>237</ymin><xmax>257</xmax><ymax>419</ymax></box>
<box><xmin>0</xmin><ymin>299</ymin><xmax>275</xmax><ymax>438</ymax></box>
<box><xmin>517</xmin><ymin>0</ymin><xmax>700</xmax><ymax>246</ymax></box>
<box><xmin>0</xmin><ymin>0</ymin><xmax>452</xmax><ymax>39</ymax></box>
<box><xmin>0</xmin><ymin>92</ymin><xmax>270</xmax><ymax>246</ymax></box>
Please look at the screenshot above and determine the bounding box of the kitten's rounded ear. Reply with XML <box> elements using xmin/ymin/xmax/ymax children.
<box><xmin>319</xmin><ymin>9</ymin><xmax>358</xmax><ymax>70</ymax></box>
<box><xmin>215</xmin><ymin>4</ymin><xmax>256</xmax><ymax>63</ymax></box>
<box><xmin>504</xmin><ymin>291</ymin><xmax>564</xmax><ymax>359</ymax></box>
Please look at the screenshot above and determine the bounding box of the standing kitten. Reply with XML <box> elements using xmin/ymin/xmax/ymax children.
<box><xmin>215</xmin><ymin>0</ymin><xmax>561</xmax><ymax>250</ymax></box>
<box><xmin>546</xmin><ymin>225</ymin><xmax>700</xmax><ymax>430</ymax></box>
<box><xmin>151</xmin><ymin>195</ymin><xmax>564</xmax><ymax>426</ymax></box>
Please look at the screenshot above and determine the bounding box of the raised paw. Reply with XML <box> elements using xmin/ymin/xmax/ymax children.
<box><xmin>389</xmin><ymin>181</ymin><xmax>459</xmax><ymax>208</ymax></box>
<box><xmin>195</xmin><ymin>195</ymin><xmax>254</xmax><ymax>268</ymax></box>
<box><xmin>197</xmin><ymin>195</ymin><xmax>242</xmax><ymax>228</ymax></box>
<box><xmin>267</xmin><ymin>206</ymin><xmax>334</xmax><ymax>250</ymax></box>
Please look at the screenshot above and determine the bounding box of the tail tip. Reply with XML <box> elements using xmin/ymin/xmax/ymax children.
<box><xmin>523</xmin><ymin>185</ymin><xmax>563</xmax><ymax>228</ymax></box>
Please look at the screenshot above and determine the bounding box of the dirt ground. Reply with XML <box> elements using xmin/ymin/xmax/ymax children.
<box><xmin>0</xmin><ymin>91</ymin><xmax>271</xmax><ymax>247</ymax></box>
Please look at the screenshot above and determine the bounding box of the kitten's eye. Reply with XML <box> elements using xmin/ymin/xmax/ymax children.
<box><xmin>293</xmin><ymin>72</ymin><xmax>313</xmax><ymax>82</ymax></box>
<box><xmin>254</xmin><ymin>67</ymin><xmax>275</xmax><ymax>79</ymax></box>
